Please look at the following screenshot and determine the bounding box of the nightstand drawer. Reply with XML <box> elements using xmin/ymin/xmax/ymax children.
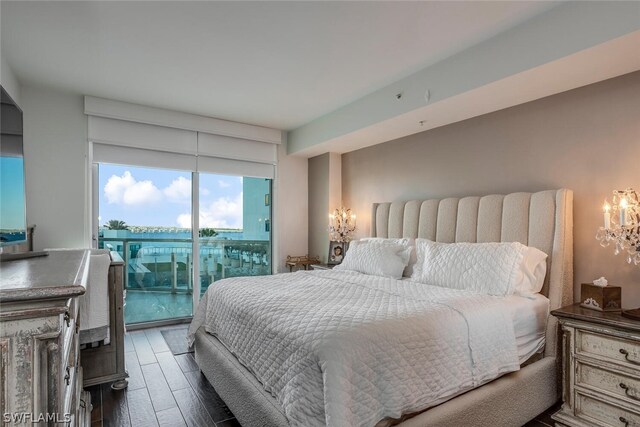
<box><xmin>577</xmin><ymin>362</ymin><xmax>640</xmax><ymax>404</ymax></box>
<box><xmin>577</xmin><ymin>330</ymin><xmax>640</xmax><ymax>368</ymax></box>
<box><xmin>576</xmin><ymin>393</ymin><xmax>640</xmax><ymax>427</ymax></box>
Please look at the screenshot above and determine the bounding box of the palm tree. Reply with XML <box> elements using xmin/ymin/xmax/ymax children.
<box><xmin>105</xmin><ymin>220</ymin><xmax>129</xmax><ymax>230</ymax></box>
<box><xmin>199</xmin><ymin>228</ymin><xmax>218</xmax><ymax>238</ymax></box>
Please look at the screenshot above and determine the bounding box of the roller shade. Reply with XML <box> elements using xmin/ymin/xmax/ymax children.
<box><xmin>87</xmin><ymin>97</ymin><xmax>280</xmax><ymax>179</ymax></box>
<box><xmin>197</xmin><ymin>156</ymin><xmax>274</xmax><ymax>179</ymax></box>
<box><xmin>85</xmin><ymin>96</ymin><xmax>282</xmax><ymax>144</ymax></box>
<box><xmin>197</xmin><ymin>133</ymin><xmax>276</xmax><ymax>164</ymax></box>
<box><xmin>89</xmin><ymin>116</ymin><xmax>197</xmax><ymax>155</ymax></box>
<box><xmin>93</xmin><ymin>143</ymin><xmax>196</xmax><ymax>171</ymax></box>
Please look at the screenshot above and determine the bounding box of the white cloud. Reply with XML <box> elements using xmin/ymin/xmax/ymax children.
<box><xmin>218</xmin><ymin>180</ymin><xmax>231</xmax><ymax>188</ymax></box>
<box><xmin>176</xmin><ymin>192</ymin><xmax>243</xmax><ymax>229</ymax></box>
<box><xmin>104</xmin><ymin>171</ymin><xmax>162</xmax><ymax>206</ymax></box>
<box><xmin>176</xmin><ymin>213</ymin><xmax>192</xmax><ymax>228</ymax></box>
<box><xmin>200</xmin><ymin>187</ymin><xmax>211</xmax><ymax>196</ymax></box>
<box><xmin>163</xmin><ymin>176</ymin><xmax>191</xmax><ymax>202</ymax></box>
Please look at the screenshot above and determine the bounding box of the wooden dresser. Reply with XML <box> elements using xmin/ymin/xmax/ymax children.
<box><xmin>0</xmin><ymin>250</ymin><xmax>91</xmax><ymax>426</ymax></box>
<box><xmin>552</xmin><ymin>304</ymin><xmax>640</xmax><ymax>427</ymax></box>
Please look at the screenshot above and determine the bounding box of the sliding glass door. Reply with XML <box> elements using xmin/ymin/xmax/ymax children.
<box><xmin>96</xmin><ymin>163</ymin><xmax>272</xmax><ymax>325</ymax></box>
<box><xmin>198</xmin><ymin>174</ymin><xmax>272</xmax><ymax>295</ymax></box>
<box><xmin>97</xmin><ymin>163</ymin><xmax>194</xmax><ymax>324</ymax></box>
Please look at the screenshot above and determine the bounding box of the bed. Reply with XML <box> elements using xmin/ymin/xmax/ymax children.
<box><xmin>190</xmin><ymin>189</ymin><xmax>573</xmax><ymax>427</ymax></box>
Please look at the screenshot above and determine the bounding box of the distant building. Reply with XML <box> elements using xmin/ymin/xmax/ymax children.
<box><xmin>242</xmin><ymin>177</ymin><xmax>271</xmax><ymax>241</ymax></box>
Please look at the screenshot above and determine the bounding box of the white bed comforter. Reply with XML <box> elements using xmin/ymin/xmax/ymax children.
<box><xmin>188</xmin><ymin>270</ymin><xmax>520</xmax><ymax>427</ymax></box>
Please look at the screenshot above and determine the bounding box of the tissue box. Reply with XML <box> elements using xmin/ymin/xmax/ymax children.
<box><xmin>580</xmin><ymin>283</ymin><xmax>622</xmax><ymax>312</ymax></box>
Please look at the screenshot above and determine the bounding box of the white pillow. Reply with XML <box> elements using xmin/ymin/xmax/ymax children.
<box><xmin>334</xmin><ymin>240</ymin><xmax>412</xmax><ymax>279</ymax></box>
<box><xmin>360</xmin><ymin>237</ymin><xmax>417</xmax><ymax>277</ymax></box>
<box><xmin>411</xmin><ymin>239</ymin><xmax>547</xmax><ymax>297</ymax></box>
<box><xmin>515</xmin><ymin>246</ymin><xmax>548</xmax><ymax>296</ymax></box>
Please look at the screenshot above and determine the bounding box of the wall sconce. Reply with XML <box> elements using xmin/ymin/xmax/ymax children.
<box><xmin>596</xmin><ymin>188</ymin><xmax>640</xmax><ymax>265</ymax></box>
<box><xmin>328</xmin><ymin>207</ymin><xmax>356</xmax><ymax>243</ymax></box>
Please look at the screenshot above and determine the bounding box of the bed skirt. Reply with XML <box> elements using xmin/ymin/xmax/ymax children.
<box><xmin>194</xmin><ymin>326</ymin><xmax>559</xmax><ymax>427</ymax></box>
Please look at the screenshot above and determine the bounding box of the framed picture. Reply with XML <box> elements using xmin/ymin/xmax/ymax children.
<box><xmin>328</xmin><ymin>241</ymin><xmax>347</xmax><ymax>265</ymax></box>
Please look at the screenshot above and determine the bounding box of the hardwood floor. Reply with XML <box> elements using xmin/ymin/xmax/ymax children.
<box><xmin>87</xmin><ymin>325</ymin><xmax>239</xmax><ymax>427</ymax></box>
<box><xmin>88</xmin><ymin>325</ymin><xmax>560</xmax><ymax>427</ymax></box>
<box><xmin>524</xmin><ymin>402</ymin><xmax>562</xmax><ymax>427</ymax></box>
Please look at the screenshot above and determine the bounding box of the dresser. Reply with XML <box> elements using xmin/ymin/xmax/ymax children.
<box><xmin>0</xmin><ymin>250</ymin><xmax>91</xmax><ymax>427</ymax></box>
<box><xmin>552</xmin><ymin>304</ymin><xmax>640</xmax><ymax>427</ymax></box>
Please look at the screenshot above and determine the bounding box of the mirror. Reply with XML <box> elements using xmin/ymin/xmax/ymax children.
<box><xmin>0</xmin><ymin>86</ymin><xmax>27</xmax><ymax>247</ymax></box>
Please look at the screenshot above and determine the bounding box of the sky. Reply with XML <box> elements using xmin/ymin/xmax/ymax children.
<box><xmin>0</xmin><ymin>156</ymin><xmax>26</xmax><ymax>230</ymax></box>
<box><xmin>98</xmin><ymin>164</ymin><xmax>244</xmax><ymax>228</ymax></box>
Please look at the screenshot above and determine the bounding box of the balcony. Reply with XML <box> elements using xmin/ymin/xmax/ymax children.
<box><xmin>100</xmin><ymin>237</ymin><xmax>271</xmax><ymax>324</ymax></box>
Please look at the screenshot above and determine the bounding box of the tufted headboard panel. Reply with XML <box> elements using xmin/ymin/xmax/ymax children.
<box><xmin>371</xmin><ymin>189</ymin><xmax>573</xmax><ymax>357</ymax></box>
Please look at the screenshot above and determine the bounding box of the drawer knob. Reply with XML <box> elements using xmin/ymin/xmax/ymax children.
<box><xmin>620</xmin><ymin>416</ymin><xmax>629</xmax><ymax>427</ymax></box>
<box><xmin>619</xmin><ymin>348</ymin><xmax>640</xmax><ymax>366</ymax></box>
<box><xmin>64</xmin><ymin>311</ymin><xmax>71</xmax><ymax>327</ymax></box>
<box><xmin>620</xmin><ymin>382</ymin><xmax>640</xmax><ymax>402</ymax></box>
<box><xmin>64</xmin><ymin>366</ymin><xmax>71</xmax><ymax>386</ymax></box>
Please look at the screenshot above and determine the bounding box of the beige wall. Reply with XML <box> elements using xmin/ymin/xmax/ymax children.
<box><xmin>308</xmin><ymin>153</ymin><xmax>343</xmax><ymax>263</ymax></box>
<box><xmin>22</xmin><ymin>86</ymin><xmax>89</xmax><ymax>250</ymax></box>
<box><xmin>341</xmin><ymin>71</ymin><xmax>640</xmax><ymax>308</ymax></box>
<box><xmin>309</xmin><ymin>153</ymin><xmax>330</xmax><ymax>262</ymax></box>
<box><xmin>274</xmin><ymin>135</ymin><xmax>309</xmax><ymax>273</ymax></box>
<box><xmin>1</xmin><ymin>50</ymin><xmax>21</xmax><ymax>106</ymax></box>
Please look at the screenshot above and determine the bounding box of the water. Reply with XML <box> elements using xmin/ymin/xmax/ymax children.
<box><xmin>103</xmin><ymin>230</ymin><xmax>244</xmax><ymax>240</ymax></box>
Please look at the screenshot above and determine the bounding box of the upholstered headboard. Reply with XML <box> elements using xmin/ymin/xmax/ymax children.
<box><xmin>371</xmin><ymin>189</ymin><xmax>573</xmax><ymax>357</ymax></box>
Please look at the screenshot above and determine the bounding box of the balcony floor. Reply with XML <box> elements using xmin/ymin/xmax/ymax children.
<box><xmin>125</xmin><ymin>290</ymin><xmax>194</xmax><ymax>324</ymax></box>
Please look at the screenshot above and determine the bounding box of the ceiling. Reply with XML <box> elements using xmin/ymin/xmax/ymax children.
<box><xmin>1</xmin><ymin>1</ymin><xmax>557</xmax><ymax>130</ymax></box>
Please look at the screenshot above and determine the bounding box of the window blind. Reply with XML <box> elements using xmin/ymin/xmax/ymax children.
<box><xmin>92</xmin><ymin>143</ymin><xmax>197</xmax><ymax>171</ymax></box>
<box><xmin>86</xmin><ymin>97</ymin><xmax>280</xmax><ymax>179</ymax></box>
<box><xmin>197</xmin><ymin>156</ymin><xmax>275</xmax><ymax>179</ymax></box>
<box><xmin>88</xmin><ymin>116</ymin><xmax>197</xmax><ymax>155</ymax></box>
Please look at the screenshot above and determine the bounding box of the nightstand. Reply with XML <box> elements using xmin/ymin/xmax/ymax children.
<box><xmin>310</xmin><ymin>263</ymin><xmax>335</xmax><ymax>270</ymax></box>
<box><xmin>551</xmin><ymin>304</ymin><xmax>640</xmax><ymax>427</ymax></box>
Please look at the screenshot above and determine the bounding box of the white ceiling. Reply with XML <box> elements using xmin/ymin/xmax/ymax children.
<box><xmin>1</xmin><ymin>1</ymin><xmax>557</xmax><ymax>130</ymax></box>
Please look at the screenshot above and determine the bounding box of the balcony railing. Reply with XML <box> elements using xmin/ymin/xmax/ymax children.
<box><xmin>99</xmin><ymin>237</ymin><xmax>271</xmax><ymax>295</ymax></box>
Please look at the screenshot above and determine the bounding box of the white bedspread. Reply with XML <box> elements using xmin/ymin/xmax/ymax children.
<box><xmin>188</xmin><ymin>270</ymin><xmax>520</xmax><ymax>427</ymax></box>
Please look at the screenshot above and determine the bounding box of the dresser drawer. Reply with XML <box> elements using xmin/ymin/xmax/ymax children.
<box><xmin>576</xmin><ymin>393</ymin><xmax>640</xmax><ymax>427</ymax></box>
<box><xmin>577</xmin><ymin>362</ymin><xmax>640</xmax><ymax>404</ymax></box>
<box><xmin>61</xmin><ymin>308</ymin><xmax>76</xmax><ymax>370</ymax></box>
<box><xmin>577</xmin><ymin>329</ymin><xmax>640</xmax><ymax>368</ymax></box>
<box><xmin>60</xmin><ymin>298</ymin><xmax>81</xmax><ymax>413</ymax></box>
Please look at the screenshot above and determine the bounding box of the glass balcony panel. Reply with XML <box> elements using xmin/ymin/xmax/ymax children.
<box><xmin>98</xmin><ymin>163</ymin><xmax>194</xmax><ymax>325</ymax></box>
<box><xmin>97</xmin><ymin>165</ymin><xmax>273</xmax><ymax>325</ymax></box>
<box><xmin>198</xmin><ymin>176</ymin><xmax>272</xmax><ymax>296</ymax></box>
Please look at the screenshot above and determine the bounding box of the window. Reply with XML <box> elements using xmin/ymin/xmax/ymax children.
<box><xmin>96</xmin><ymin>164</ymin><xmax>273</xmax><ymax>325</ymax></box>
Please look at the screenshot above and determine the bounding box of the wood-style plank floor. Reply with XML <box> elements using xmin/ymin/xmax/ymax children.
<box><xmin>524</xmin><ymin>402</ymin><xmax>562</xmax><ymax>427</ymax></box>
<box><xmin>87</xmin><ymin>325</ymin><xmax>240</xmax><ymax>427</ymax></box>
<box><xmin>88</xmin><ymin>325</ymin><xmax>560</xmax><ymax>427</ymax></box>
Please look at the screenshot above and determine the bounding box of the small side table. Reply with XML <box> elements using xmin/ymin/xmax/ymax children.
<box><xmin>286</xmin><ymin>255</ymin><xmax>320</xmax><ymax>272</ymax></box>
<box><xmin>551</xmin><ymin>303</ymin><xmax>640</xmax><ymax>427</ymax></box>
<box><xmin>310</xmin><ymin>263</ymin><xmax>335</xmax><ymax>271</ymax></box>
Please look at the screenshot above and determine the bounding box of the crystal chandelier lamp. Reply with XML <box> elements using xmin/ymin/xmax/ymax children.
<box><xmin>328</xmin><ymin>207</ymin><xmax>357</xmax><ymax>243</ymax></box>
<box><xmin>595</xmin><ymin>188</ymin><xmax>640</xmax><ymax>266</ymax></box>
